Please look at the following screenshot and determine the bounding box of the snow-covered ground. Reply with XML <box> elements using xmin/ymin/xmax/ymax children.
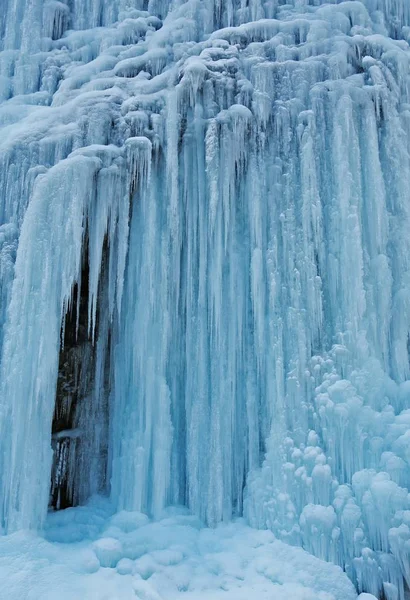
<box><xmin>0</xmin><ymin>498</ymin><xmax>357</xmax><ymax>600</ymax></box>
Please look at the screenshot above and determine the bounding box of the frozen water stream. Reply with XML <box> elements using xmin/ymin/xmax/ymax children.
<box><xmin>1</xmin><ymin>0</ymin><xmax>410</xmax><ymax>597</ymax></box>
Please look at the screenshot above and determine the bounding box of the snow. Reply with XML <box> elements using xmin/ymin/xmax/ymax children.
<box><xmin>1</xmin><ymin>0</ymin><xmax>410</xmax><ymax>597</ymax></box>
<box><xmin>0</xmin><ymin>499</ymin><xmax>357</xmax><ymax>600</ymax></box>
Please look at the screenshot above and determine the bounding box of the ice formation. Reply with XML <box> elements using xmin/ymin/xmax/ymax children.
<box><xmin>1</xmin><ymin>0</ymin><xmax>410</xmax><ymax>598</ymax></box>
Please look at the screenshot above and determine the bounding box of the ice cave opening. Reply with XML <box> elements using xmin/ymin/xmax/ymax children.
<box><xmin>50</xmin><ymin>236</ymin><xmax>111</xmax><ymax>511</ymax></box>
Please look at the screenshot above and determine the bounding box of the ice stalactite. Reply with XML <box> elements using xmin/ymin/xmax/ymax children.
<box><xmin>2</xmin><ymin>0</ymin><xmax>410</xmax><ymax>597</ymax></box>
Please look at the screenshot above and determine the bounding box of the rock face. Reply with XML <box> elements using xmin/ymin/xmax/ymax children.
<box><xmin>1</xmin><ymin>0</ymin><xmax>410</xmax><ymax>597</ymax></box>
<box><xmin>51</xmin><ymin>244</ymin><xmax>110</xmax><ymax>510</ymax></box>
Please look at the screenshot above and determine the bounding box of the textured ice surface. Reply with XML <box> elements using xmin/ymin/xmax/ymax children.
<box><xmin>1</xmin><ymin>0</ymin><xmax>410</xmax><ymax>598</ymax></box>
<box><xmin>0</xmin><ymin>499</ymin><xmax>357</xmax><ymax>600</ymax></box>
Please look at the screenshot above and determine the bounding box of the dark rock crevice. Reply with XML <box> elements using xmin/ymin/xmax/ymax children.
<box><xmin>50</xmin><ymin>236</ymin><xmax>111</xmax><ymax>511</ymax></box>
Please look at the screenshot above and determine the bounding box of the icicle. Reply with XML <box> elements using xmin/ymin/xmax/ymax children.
<box><xmin>0</xmin><ymin>154</ymin><xmax>101</xmax><ymax>532</ymax></box>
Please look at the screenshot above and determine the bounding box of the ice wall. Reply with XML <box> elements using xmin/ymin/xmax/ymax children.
<box><xmin>1</xmin><ymin>0</ymin><xmax>410</xmax><ymax>597</ymax></box>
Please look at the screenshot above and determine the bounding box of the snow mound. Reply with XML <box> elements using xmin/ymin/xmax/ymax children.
<box><xmin>0</xmin><ymin>500</ymin><xmax>356</xmax><ymax>600</ymax></box>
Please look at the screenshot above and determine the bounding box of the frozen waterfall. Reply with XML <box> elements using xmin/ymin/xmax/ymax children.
<box><xmin>1</xmin><ymin>0</ymin><xmax>410</xmax><ymax>598</ymax></box>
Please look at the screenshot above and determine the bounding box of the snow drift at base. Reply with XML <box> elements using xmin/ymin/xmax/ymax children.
<box><xmin>0</xmin><ymin>498</ymin><xmax>357</xmax><ymax>600</ymax></box>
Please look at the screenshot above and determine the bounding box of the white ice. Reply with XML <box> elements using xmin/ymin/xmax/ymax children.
<box><xmin>0</xmin><ymin>498</ymin><xmax>357</xmax><ymax>600</ymax></box>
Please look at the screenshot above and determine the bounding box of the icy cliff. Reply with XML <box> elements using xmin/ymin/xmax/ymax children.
<box><xmin>1</xmin><ymin>0</ymin><xmax>410</xmax><ymax>597</ymax></box>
